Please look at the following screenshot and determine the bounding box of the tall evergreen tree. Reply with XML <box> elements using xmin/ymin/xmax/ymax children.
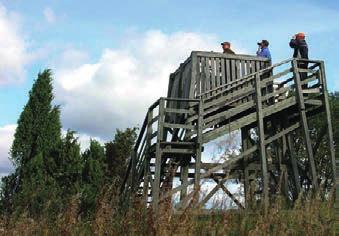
<box><xmin>11</xmin><ymin>69</ymin><xmax>61</xmax><ymax>167</ymax></box>
<box><xmin>0</xmin><ymin>69</ymin><xmax>62</xmax><ymax>217</ymax></box>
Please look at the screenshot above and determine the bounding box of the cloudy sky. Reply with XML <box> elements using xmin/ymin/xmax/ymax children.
<box><xmin>1</xmin><ymin>0</ymin><xmax>339</xmax><ymax>176</ymax></box>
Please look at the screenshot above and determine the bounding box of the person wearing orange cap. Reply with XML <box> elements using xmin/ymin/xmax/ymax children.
<box><xmin>289</xmin><ymin>32</ymin><xmax>308</xmax><ymax>59</ymax></box>
<box><xmin>289</xmin><ymin>32</ymin><xmax>309</xmax><ymax>88</ymax></box>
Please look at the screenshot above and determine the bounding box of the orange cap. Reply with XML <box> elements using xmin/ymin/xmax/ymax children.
<box><xmin>296</xmin><ymin>32</ymin><xmax>305</xmax><ymax>39</ymax></box>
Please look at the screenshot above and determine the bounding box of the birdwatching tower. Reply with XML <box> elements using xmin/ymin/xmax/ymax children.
<box><xmin>121</xmin><ymin>51</ymin><xmax>336</xmax><ymax>213</ymax></box>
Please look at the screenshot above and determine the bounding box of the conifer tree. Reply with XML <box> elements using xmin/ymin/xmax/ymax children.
<box><xmin>54</xmin><ymin>130</ymin><xmax>83</xmax><ymax>198</ymax></box>
<box><xmin>1</xmin><ymin>69</ymin><xmax>62</xmax><ymax>217</ymax></box>
<box><xmin>81</xmin><ymin>139</ymin><xmax>106</xmax><ymax>218</ymax></box>
<box><xmin>11</xmin><ymin>69</ymin><xmax>61</xmax><ymax>167</ymax></box>
<box><xmin>105</xmin><ymin>128</ymin><xmax>137</xmax><ymax>182</ymax></box>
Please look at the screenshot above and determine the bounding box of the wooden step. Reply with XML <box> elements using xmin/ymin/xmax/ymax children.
<box><xmin>160</xmin><ymin>141</ymin><xmax>196</xmax><ymax>146</ymax></box>
<box><xmin>302</xmin><ymin>88</ymin><xmax>320</xmax><ymax>94</ymax></box>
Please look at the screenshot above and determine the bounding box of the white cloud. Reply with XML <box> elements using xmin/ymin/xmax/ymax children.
<box><xmin>43</xmin><ymin>7</ymin><xmax>56</xmax><ymax>24</ymax></box>
<box><xmin>55</xmin><ymin>48</ymin><xmax>90</xmax><ymax>69</ymax></box>
<box><xmin>0</xmin><ymin>4</ymin><xmax>29</xmax><ymax>85</ymax></box>
<box><xmin>0</xmin><ymin>124</ymin><xmax>16</xmax><ymax>175</ymax></box>
<box><xmin>54</xmin><ymin>30</ymin><xmax>247</xmax><ymax>139</ymax></box>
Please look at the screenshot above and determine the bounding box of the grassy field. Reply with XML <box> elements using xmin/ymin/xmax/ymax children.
<box><xmin>0</xmin><ymin>190</ymin><xmax>335</xmax><ymax>236</ymax></box>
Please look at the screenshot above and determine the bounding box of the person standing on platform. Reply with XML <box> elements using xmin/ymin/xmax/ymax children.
<box><xmin>256</xmin><ymin>40</ymin><xmax>272</xmax><ymax>103</ymax></box>
<box><xmin>289</xmin><ymin>32</ymin><xmax>309</xmax><ymax>88</ymax></box>
<box><xmin>289</xmin><ymin>32</ymin><xmax>308</xmax><ymax>60</ymax></box>
<box><xmin>221</xmin><ymin>41</ymin><xmax>235</xmax><ymax>54</ymax></box>
<box><xmin>256</xmin><ymin>40</ymin><xmax>271</xmax><ymax>61</ymax></box>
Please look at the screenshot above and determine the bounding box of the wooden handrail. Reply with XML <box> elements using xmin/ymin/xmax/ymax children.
<box><xmin>193</xmin><ymin>51</ymin><xmax>270</xmax><ymax>62</ymax></box>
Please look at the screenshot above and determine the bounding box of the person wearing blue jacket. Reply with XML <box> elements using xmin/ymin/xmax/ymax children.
<box><xmin>256</xmin><ymin>40</ymin><xmax>271</xmax><ymax>61</ymax></box>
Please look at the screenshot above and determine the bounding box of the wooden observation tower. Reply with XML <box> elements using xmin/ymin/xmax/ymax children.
<box><xmin>121</xmin><ymin>51</ymin><xmax>336</xmax><ymax>214</ymax></box>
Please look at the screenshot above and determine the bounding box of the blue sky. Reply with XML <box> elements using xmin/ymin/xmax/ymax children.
<box><xmin>0</xmin><ymin>0</ymin><xmax>339</xmax><ymax>175</ymax></box>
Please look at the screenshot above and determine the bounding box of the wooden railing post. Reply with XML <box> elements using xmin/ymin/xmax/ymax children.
<box><xmin>292</xmin><ymin>59</ymin><xmax>319</xmax><ymax>191</ymax></box>
<box><xmin>255</xmin><ymin>73</ymin><xmax>269</xmax><ymax>212</ymax></box>
<box><xmin>319</xmin><ymin>62</ymin><xmax>336</xmax><ymax>186</ymax></box>
<box><xmin>143</xmin><ymin>109</ymin><xmax>153</xmax><ymax>204</ymax></box>
<box><xmin>194</xmin><ymin>99</ymin><xmax>203</xmax><ymax>196</ymax></box>
<box><xmin>152</xmin><ymin>98</ymin><xmax>165</xmax><ymax>213</ymax></box>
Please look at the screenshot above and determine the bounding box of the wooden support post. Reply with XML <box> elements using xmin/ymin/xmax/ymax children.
<box><xmin>142</xmin><ymin>161</ymin><xmax>150</xmax><ymax>204</ymax></box>
<box><xmin>255</xmin><ymin>73</ymin><xmax>269</xmax><ymax>212</ymax></box>
<box><xmin>287</xmin><ymin>134</ymin><xmax>301</xmax><ymax>195</ymax></box>
<box><xmin>281</xmin><ymin>134</ymin><xmax>289</xmax><ymax>196</ymax></box>
<box><xmin>292</xmin><ymin>59</ymin><xmax>319</xmax><ymax>191</ymax></box>
<box><xmin>319</xmin><ymin>62</ymin><xmax>336</xmax><ymax>185</ymax></box>
<box><xmin>152</xmin><ymin>98</ymin><xmax>164</xmax><ymax>213</ymax></box>
<box><xmin>280</xmin><ymin>115</ymin><xmax>292</xmax><ymax>196</ymax></box>
<box><xmin>244</xmin><ymin>167</ymin><xmax>251</xmax><ymax>208</ymax></box>
<box><xmin>180</xmin><ymin>164</ymin><xmax>189</xmax><ymax>201</ymax></box>
<box><xmin>131</xmin><ymin>151</ymin><xmax>137</xmax><ymax>192</ymax></box>
<box><xmin>143</xmin><ymin>110</ymin><xmax>153</xmax><ymax>203</ymax></box>
<box><xmin>195</xmin><ymin>99</ymin><xmax>203</xmax><ymax>191</ymax></box>
<box><xmin>189</xmin><ymin>52</ymin><xmax>198</xmax><ymax>98</ymax></box>
<box><xmin>241</xmin><ymin>127</ymin><xmax>251</xmax><ymax>208</ymax></box>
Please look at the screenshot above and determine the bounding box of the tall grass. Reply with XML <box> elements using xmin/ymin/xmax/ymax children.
<box><xmin>0</xmin><ymin>184</ymin><xmax>335</xmax><ymax>235</ymax></box>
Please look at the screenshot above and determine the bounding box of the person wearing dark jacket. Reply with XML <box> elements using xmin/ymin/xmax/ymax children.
<box><xmin>290</xmin><ymin>32</ymin><xmax>309</xmax><ymax>88</ymax></box>
<box><xmin>221</xmin><ymin>41</ymin><xmax>235</xmax><ymax>54</ymax></box>
<box><xmin>289</xmin><ymin>32</ymin><xmax>308</xmax><ymax>59</ymax></box>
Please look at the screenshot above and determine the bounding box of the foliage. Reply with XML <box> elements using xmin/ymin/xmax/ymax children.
<box><xmin>0</xmin><ymin>70</ymin><xmax>62</xmax><ymax>218</ymax></box>
<box><xmin>105</xmin><ymin>128</ymin><xmax>138</xmax><ymax>182</ymax></box>
<box><xmin>11</xmin><ymin>69</ymin><xmax>61</xmax><ymax>167</ymax></box>
<box><xmin>0</xmin><ymin>189</ymin><xmax>335</xmax><ymax>235</ymax></box>
<box><xmin>330</xmin><ymin>92</ymin><xmax>339</xmax><ymax>159</ymax></box>
<box><xmin>53</xmin><ymin>130</ymin><xmax>83</xmax><ymax>201</ymax></box>
<box><xmin>80</xmin><ymin>139</ymin><xmax>106</xmax><ymax>218</ymax></box>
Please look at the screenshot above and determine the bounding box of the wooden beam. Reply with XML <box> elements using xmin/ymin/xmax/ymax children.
<box><xmin>319</xmin><ymin>61</ymin><xmax>336</xmax><ymax>185</ymax></box>
<box><xmin>265</xmin><ymin>122</ymin><xmax>300</xmax><ymax>145</ymax></box>
<box><xmin>287</xmin><ymin>134</ymin><xmax>301</xmax><ymax>194</ymax></box>
<box><xmin>160</xmin><ymin>145</ymin><xmax>258</xmax><ymax>201</ymax></box>
<box><xmin>152</xmin><ymin>98</ymin><xmax>165</xmax><ymax>212</ymax></box>
<box><xmin>202</xmin><ymin>96</ymin><xmax>297</xmax><ymax>144</ymax></box>
<box><xmin>195</xmin><ymin>99</ymin><xmax>203</xmax><ymax>191</ymax></box>
<box><xmin>292</xmin><ymin>59</ymin><xmax>318</xmax><ymax>191</ymax></box>
<box><xmin>198</xmin><ymin>184</ymin><xmax>220</xmax><ymax>208</ymax></box>
<box><xmin>219</xmin><ymin>182</ymin><xmax>245</xmax><ymax>209</ymax></box>
<box><xmin>255</xmin><ymin>73</ymin><xmax>269</xmax><ymax>212</ymax></box>
<box><xmin>242</xmin><ymin>127</ymin><xmax>251</xmax><ymax>208</ymax></box>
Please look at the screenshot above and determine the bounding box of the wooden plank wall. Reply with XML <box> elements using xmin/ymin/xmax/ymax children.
<box><xmin>191</xmin><ymin>52</ymin><xmax>270</xmax><ymax>98</ymax></box>
<box><xmin>167</xmin><ymin>59</ymin><xmax>192</xmax><ymax>107</ymax></box>
<box><xmin>167</xmin><ymin>59</ymin><xmax>192</xmax><ymax>123</ymax></box>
